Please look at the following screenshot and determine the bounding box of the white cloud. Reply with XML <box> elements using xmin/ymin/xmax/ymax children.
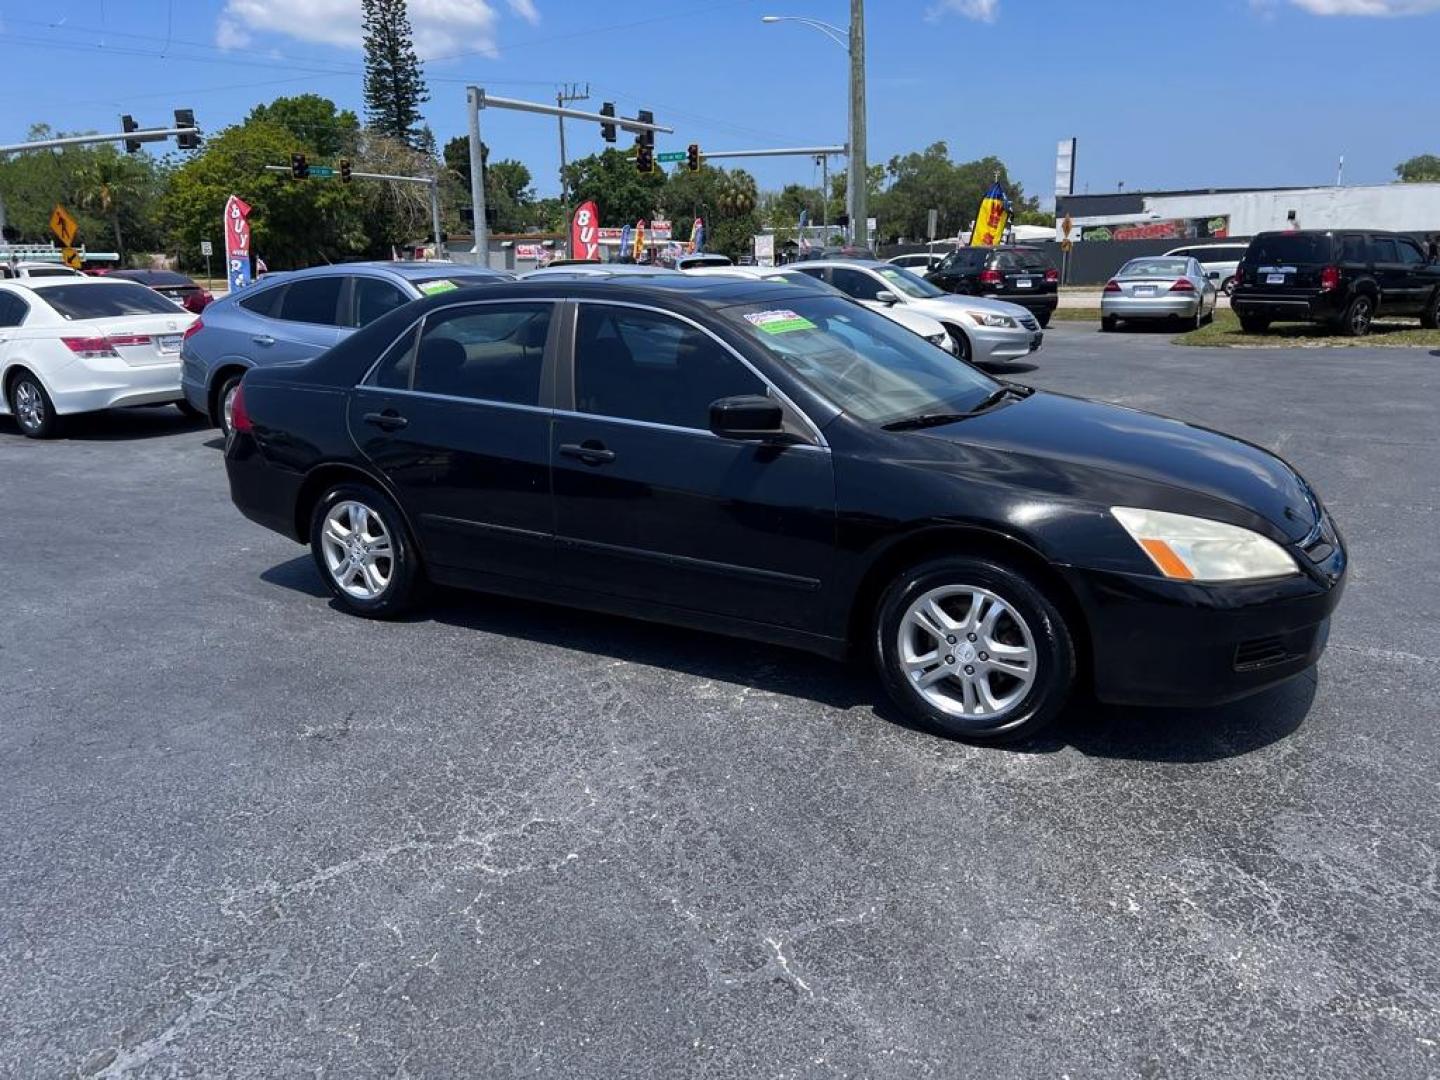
<box><xmin>215</xmin><ymin>0</ymin><xmax>527</xmax><ymax>59</ymax></box>
<box><xmin>926</xmin><ymin>0</ymin><xmax>1000</xmax><ymax>21</ymax></box>
<box><xmin>1285</xmin><ymin>0</ymin><xmax>1440</xmax><ymax>12</ymax></box>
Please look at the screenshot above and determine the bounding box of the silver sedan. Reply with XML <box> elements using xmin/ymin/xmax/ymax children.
<box><xmin>1101</xmin><ymin>256</ymin><xmax>1217</xmax><ymax>331</ymax></box>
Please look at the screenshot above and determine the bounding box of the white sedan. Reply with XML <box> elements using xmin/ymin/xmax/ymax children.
<box><xmin>0</xmin><ymin>278</ymin><xmax>197</xmax><ymax>438</ymax></box>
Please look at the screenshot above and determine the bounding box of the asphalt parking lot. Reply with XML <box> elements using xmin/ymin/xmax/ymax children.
<box><xmin>2</xmin><ymin>323</ymin><xmax>1437</xmax><ymax>1079</ymax></box>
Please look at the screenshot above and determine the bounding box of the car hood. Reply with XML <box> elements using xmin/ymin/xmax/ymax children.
<box><xmin>907</xmin><ymin>293</ymin><xmax>1033</xmax><ymax>322</ymax></box>
<box><xmin>906</xmin><ymin>391</ymin><xmax>1318</xmax><ymax>541</ymax></box>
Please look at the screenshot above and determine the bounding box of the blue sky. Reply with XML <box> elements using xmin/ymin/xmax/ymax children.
<box><xmin>6</xmin><ymin>0</ymin><xmax>1438</xmax><ymax>206</ymax></box>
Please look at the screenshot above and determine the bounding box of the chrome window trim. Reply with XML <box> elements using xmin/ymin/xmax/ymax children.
<box><xmin>571</xmin><ymin>297</ymin><xmax>829</xmax><ymax>449</ymax></box>
<box><xmin>352</xmin><ymin>383</ymin><xmax>553</xmax><ymax>415</ymax></box>
<box><xmin>547</xmin><ymin>405</ymin><xmax>829</xmax><ymax>452</ymax></box>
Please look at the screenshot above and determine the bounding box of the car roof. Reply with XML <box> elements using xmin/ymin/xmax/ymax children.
<box><xmin>111</xmin><ymin>269</ymin><xmax>196</xmax><ymax>285</ymax></box>
<box><xmin>15</xmin><ymin>275</ymin><xmax>132</xmax><ymax>291</ymax></box>
<box><xmin>269</xmin><ymin>261</ymin><xmax>509</xmax><ymax>283</ymax></box>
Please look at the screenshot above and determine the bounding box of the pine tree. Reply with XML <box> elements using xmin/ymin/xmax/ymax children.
<box><xmin>362</xmin><ymin>0</ymin><xmax>430</xmax><ymax>150</ymax></box>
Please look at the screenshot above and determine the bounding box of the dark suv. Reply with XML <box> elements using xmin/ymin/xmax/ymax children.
<box><xmin>1231</xmin><ymin>230</ymin><xmax>1440</xmax><ymax>336</ymax></box>
<box><xmin>925</xmin><ymin>246</ymin><xmax>1060</xmax><ymax>326</ymax></box>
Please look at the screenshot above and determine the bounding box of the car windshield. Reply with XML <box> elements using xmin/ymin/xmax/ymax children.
<box><xmin>721</xmin><ymin>296</ymin><xmax>997</xmax><ymax>425</ymax></box>
<box><xmin>758</xmin><ymin>272</ymin><xmax>837</xmax><ymax>294</ymax></box>
<box><xmin>40</xmin><ymin>282</ymin><xmax>184</xmax><ymax>319</ymax></box>
<box><xmin>1118</xmin><ymin>258</ymin><xmax>1190</xmax><ymax>278</ymax></box>
<box><xmin>1248</xmin><ymin>234</ymin><xmax>1331</xmax><ymax>264</ymax></box>
<box><xmin>874</xmin><ymin>265</ymin><xmax>945</xmax><ymax>298</ymax></box>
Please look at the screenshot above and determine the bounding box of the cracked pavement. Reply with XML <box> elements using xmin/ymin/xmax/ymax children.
<box><xmin>1</xmin><ymin>325</ymin><xmax>1437</xmax><ymax>1078</ymax></box>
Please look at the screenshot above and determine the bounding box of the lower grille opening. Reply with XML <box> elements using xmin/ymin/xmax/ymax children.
<box><xmin>1235</xmin><ymin>635</ymin><xmax>1289</xmax><ymax>671</ymax></box>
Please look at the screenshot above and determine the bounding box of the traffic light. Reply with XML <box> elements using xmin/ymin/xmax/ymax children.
<box><xmin>599</xmin><ymin>102</ymin><xmax>616</xmax><ymax>143</ymax></box>
<box><xmin>636</xmin><ymin>145</ymin><xmax>654</xmax><ymax>174</ymax></box>
<box><xmin>291</xmin><ymin>153</ymin><xmax>309</xmax><ymax>180</ymax></box>
<box><xmin>174</xmin><ymin>109</ymin><xmax>200</xmax><ymax>150</ymax></box>
<box><xmin>637</xmin><ymin>109</ymin><xmax>655</xmax><ymax>149</ymax></box>
<box><xmin>121</xmin><ymin>115</ymin><xmax>141</xmax><ymax>154</ymax></box>
<box><xmin>686</xmin><ymin>143</ymin><xmax>700</xmax><ymax>173</ymax></box>
<box><xmin>339</xmin><ymin>158</ymin><xmax>352</xmax><ymax>183</ymax></box>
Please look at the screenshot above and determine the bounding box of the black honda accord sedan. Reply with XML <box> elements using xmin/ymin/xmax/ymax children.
<box><xmin>225</xmin><ymin>275</ymin><xmax>1346</xmax><ymax>743</ymax></box>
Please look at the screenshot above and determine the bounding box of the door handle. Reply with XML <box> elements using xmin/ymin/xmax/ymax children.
<box><xmin>363</xmin><ymin>410</ymin><xmax>408</xmax><ymax>431</ymax></box>
<box><xmin>559</xmin><ymin>441</ymin><xmax>616</xmax><ymax>465</ymax></box>
<box><xmin>251</xmin><ymin>334</ymin><xmax>275</xmax><ymax>346</ymax></box>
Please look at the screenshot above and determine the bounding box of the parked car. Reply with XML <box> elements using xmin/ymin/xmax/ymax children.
<box><xmin>674</xmin><ymin>253</ymin><xmax>733</xmax><ymax>271</ymax></box>
<box><xmin>1</xmin><ymin>261</ymin><xmax>85</xmax><ymax>280</ymax></box>
<box><xmin>686</xmin><ymin>264</ymin><xmax>958</xmax><ymax>353</ymax></box>
<box><xmin>790</xmin><ymin>260</ymin><xmax>1043</xmax><ymax>365</ymax></box>
<box><xmin>109</xmin><ymin>269</ymin><xmax>213</xmax><ymax>313</ymax></box>
<box><xmin>925</xmin><ymin>246</ymin><xmax>1060</xmax><ymax>327</ymax></box>
<box><xmin>888</xmin><ymin>252</ymin><xmax>945</xmax><ymax>272</ymax></box>
<box><xmin>1100</xmin><ymin>256</ymin><xmax>1218</xmax><ymax>331</ymax></box>
<box><xmin>182</xmin><ymin>261</ymin><xmax>512</xmax><ymax>434</ymax></box>
<box><xmin>0</xmin><ymin>278</ymin><xmax>197</xmax><ymax>438</ymax></box>
<box><xmin>793</xmin><ymin>245</ymin><xmax>877</xmax><ymax>262</ymax></box>
<box><xmin>1164</xmin><ymin>242</ymin><xmax>1249</xmax><ymax>295</ymax></box>
<box><xmin>225</xmin><ymin>276</ymin><xmax>1346</xmax><ymax>743</ymax></box>
<box><xmin>1230</xmin><ymin>230</ymin><xmax>1440</xmax><ymax>336</ymax></box>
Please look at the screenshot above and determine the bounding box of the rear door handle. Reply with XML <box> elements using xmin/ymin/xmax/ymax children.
<box><xmin>363</xmin><ymin>410</ymin><xmax>408</xmax><ymax>431</ymax></box>
<box><xmin>559</xmin><ymin>441</ymin><xmax>616</xmax><ymax>465</ymax></box>
<box><xmin>252</xmin><ymin>334</ymin><xmax>275</xmax><ymax>347</ymax></box>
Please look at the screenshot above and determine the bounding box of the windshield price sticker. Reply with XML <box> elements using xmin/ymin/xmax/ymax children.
<box><xmin>744</xmin><ymin>309</ymin><xmax>816</xmax><ymax>334</ymax></box>
<box><xmin>418</xmin><ymin>280</ymin><xmax>460</xmax><ymax>295</ymax></box>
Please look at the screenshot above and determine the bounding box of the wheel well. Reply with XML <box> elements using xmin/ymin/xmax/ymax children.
<box><xmin>846</xmin><ymin>526</ymin><xmax>1092</xmax><ymax>682</ymax></box>
<box><xmin>939</xmin><ymin>321</ymin><xmax>971</xmax><ymax>354</ymax></box>
<box><xmin>4</xmin><ymin>364</ymin><xmax>38</xmax><ymax>399</ymax></box>
<box><xmin>207</xmin><ymin>364</ymin><xmax>249</xmax><ymax>420</ymax></box>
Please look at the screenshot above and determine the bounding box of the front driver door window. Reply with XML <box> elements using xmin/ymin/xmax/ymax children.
<box><xmin>550</xmin><ymin>302</ymin><xmax>835</xmax><ymax>630</ymax></box>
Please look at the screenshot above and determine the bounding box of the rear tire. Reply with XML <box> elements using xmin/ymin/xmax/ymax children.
<box><xmin>1101</xmin><ymin>315</ymin><xmax>1118</xmax><ymax>332</ymax></box>
<box><xmin>1238</xmin><ymin>315</ymin><xmax>1270</xmax><ymax>333</ymax></box>
<box><xmin>175</xmin><ymin>399</ymin><xmax>204</xmax><ymax>420</ymax></box>
<box><xmin>874</xmin><ymin>556</ymin><xmax>1075</xmax><ymax>744</ymax></box>
<box><xmin>309</xmin><ymin>482</ymin><xmax>422</xmax><ymax>618</ymax></box>
<box><xmin>1421</xmin><ymin>290</ymin><xmax>1440</xmax><ymax>330</ymax></box>
<box><xmin>8</xmin><ymin>372</ymin><xmax>58</xmax><ymax>439</ymax></box>
<box><xmin>1036</xmin><ymin>311</ymin><xmax>1052</xmax><ymax>329</ymax></box>
<box><xmin>1341</xmin><ymin>294</ymin><xmax>1374</xmax><ymax>337</ymax></box>
<box><xmin>214</xmin><ymin>373</ymin><xmax>243</xmax><ymax>435</ymax></box>
<box><xmin>1222</xmin><ymin>276</ymin><xmax>1236</xmax><ymax>297</ymax></box>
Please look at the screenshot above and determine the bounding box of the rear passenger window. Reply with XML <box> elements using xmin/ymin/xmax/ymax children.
<box><xmin>238</xmin><ymin>284</ymin><xmax>285</xmax><ymax>317</ymax></box>
<box><xmin>412</xmin><ymin>303</ymin><xmax>551</xmax><ymax>405</ymax></box>
<box><xmin>1341</xmin><ymin>235</ymin><xmax>1368</xmax><ymax>263</ymax></box>
<box><xmin>0</xmin><ymin>292</ymin><xmax>29</xmax><ymax>327</ymax></box>
<box><xmin>366</xmin><ymin>323</ymin><xmax>421</xmax><ymax>390</ymax></box>
<box><xmin>1397</xmin><ymin>239</ymin><xmax>1426</xmax><ymax>267</ymax></box>
<box><xmin>353</xmin><ymin>277</ymin><xmax>409</xmax><ymax>326</ymax></box>
<box><xmin>574</xmin><ymin>305</ymin><xmax>764</xmax><ymax>429</ymax></box>
<box><xmin>1369</xmin><ymin>237</ymin><xmax>1399</xmax><ymax>263</ymax></box>
<box><xmin>279</xmin><ymin>276</ymin><xmax>345</xmax><ymax>324</ymax></box>
<box><xmin>828</xmin><ymin>267</ymin><xmax>885</xmax><ymax>301</ymax></box>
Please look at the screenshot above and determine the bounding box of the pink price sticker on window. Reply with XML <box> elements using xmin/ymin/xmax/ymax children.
<box><xmin>743</xmin><ymin>309</ymin><xmax>816</xmax><ymax>334</ymax></box>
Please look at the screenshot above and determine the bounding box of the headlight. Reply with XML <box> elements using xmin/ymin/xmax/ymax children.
<box><xmin>962</xmin><ymin>310</ymin><xmax>1016</xmax><ymax>329</ymax></box>
<box><xmin>1110</xmin><ymin>507</ymin><xmax>1298</xmax><ymax>582</ymax></box>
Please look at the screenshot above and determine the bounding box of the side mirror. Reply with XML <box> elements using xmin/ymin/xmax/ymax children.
<box><xmin>875</xmin><ymin>290</ymin><xmax>899</xmax><ymax>305</ymax></box>
<box><xmin>709</xmin><ymin>394</ymin><xmax>785</xmax><ymax>440</ymax></box>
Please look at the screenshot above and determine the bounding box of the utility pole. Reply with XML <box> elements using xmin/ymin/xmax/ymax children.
<box><xmin>817</xmin><ymin>154</ymin><xmax>829</xmax><ymax>228</ymax></box>
<box><xmin>849</xmin><ymin>0</ymin><xmax>867</xmax><ymax>248</ymax></box>
<box><xmin>555</xmin><ymin>82</ymin><xmax>590</xmax><ymax>206</ymax></box>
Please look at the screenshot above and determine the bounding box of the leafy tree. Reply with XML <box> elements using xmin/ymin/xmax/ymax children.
<box><xmin>73</xmin><ymin>152</ymin><xmax>153</xmax><ymax>262</ymax></box>
<box><xmin>870</xmin><ymin>143</ymin><xmax>1038</xmax><ymax>243</ymax></box>
<box><xmin>1015</xmin><ymin>209</ymin><xmax>1055</xmax><ymax>227</ymax></box>
<box><xmin>351</xmin><ymin>127</ymin><xmax>441</xmax><ymax>256</ymax></box>
<box><xmin>160</xmin><ymin>119</ymin><xmax>365</xmax><ymax>269</ymax></box>
<box><xmin>442</xmin><ymin>134</ymin><xmax>473</xmax><ymax>188</ymax></box>
<box><xmin>246</xmin><ymin>95</ymin><xmax>359</xmax><ymax>158</ymax></box>
<box><xmin>716</xmin><ymin>170</ymin><xmax>758</xmax><ymax>218</ymax></box>
<box><xmin>362</xmin><ymin>0</ymin><xmax>430</xmax><ymax>150</ymax></box>
<box><xmin>562</xmin><ymin>148</ymin><xmax>666</xmax><ymax>226</ymax></box>
<box><xmin>1396</xmin><ymin>154</ymin><xmax>1440</xmax><ymax>183</ymax></box>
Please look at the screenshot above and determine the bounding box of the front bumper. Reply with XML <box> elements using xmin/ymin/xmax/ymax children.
<box><xmin>1061</xmin><ymin>544</ymin><xmax>1346</xmax><ymax>707</ymax></box>
<box><xmin>1101</xmin><ymin>295</ymin><xmax>1201</xmax><ymax>320</ymax></box>
<box><xmin>969</xmin><ymin>324</ymin><xmax>1044</xmax><ymax>362</ymax></box>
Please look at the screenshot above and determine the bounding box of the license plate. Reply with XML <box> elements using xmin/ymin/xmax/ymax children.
<box><xmin>1134</xmin><ymin>286</ymin><xmax>1157</xmax><ymax>297</ymax></box>
<box><xmin>1015</xmin><ymin>278</ymin><xmax>1033</xmax><ymax>288</ymax></box>
<box><xmin>1266</xmin><ymin>273</ymin><xmax>1286</xmax><ymax>285</ymax></box>
<box><xmin>158</xmin><ymin>334</ymin><xmax>183</xmax><ymax>354</ymax></box>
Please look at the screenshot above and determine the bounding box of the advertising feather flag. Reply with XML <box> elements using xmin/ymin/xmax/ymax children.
<box><xmin>969</xmin><ymin>181</ymin><xmax>1010</xmax><ymax>247</ymax></box>
<box><xmin>632</xmin><ymin>219</ymin><xmax>647</xmax><ymax>261</ymax></box>
<box><xmin>618</xmin><ymin>224</ymin><xmax>633</xmax><ymax>261</ymax></box>
<box><xmin>570</xmin><ymin>200</ymin><xmax>600</xmax><ymax>261</ymax></box>
<box><xmin>688</xmin><ymin>217</ymin><xmax>705</xmax><ymax>254</ymax></box>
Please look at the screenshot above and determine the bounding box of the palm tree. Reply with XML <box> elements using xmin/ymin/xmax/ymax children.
<box><xmin>716</xmin><ymin>170</ymin><xmax>758</xmax><ymax>218</ymax></box>
<box><xmin>73</xmin><ymin>155</ymin><xmax>144</xmax><ymax>264</ymax></box>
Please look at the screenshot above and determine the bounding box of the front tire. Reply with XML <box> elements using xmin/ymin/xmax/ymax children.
<box><xmin>946</xmin><ymin>325</ymin><xmax>973</xmax><ymax>363</ymax></box>
<box><xmin>874</xmin><ymin>556</ymin><xmax>1075</xmax><ymax>743</ymax></box>
<box><xmin>1421</xmin><ymin>290</ymin><xmax>1440</xmax><ymax>330</ymax></box>
<box><xmin>1222</xmin><ymin>276</ymin><xmax>1236</xmax><ymax>297</ymax></box>
<box><xmin>8</xmin><ymin>373</ymin><xmax>58</xmax><ymax>439</ymax></box>
<box><xmin>309</xmin><ymin>483</ymin><xmax>421</xmax><ymax>618</ymax></box>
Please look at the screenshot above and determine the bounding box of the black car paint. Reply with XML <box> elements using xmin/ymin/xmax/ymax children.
<box><xmin>926</xmin><ymin>246</ymin><xmax>1061</xmax><ymax>320</ymax></box>
<box><xmin>1232</xmin><ymin>229</ymin><xmax>1440</xmax><ymax>327</ymax></box>
<box><xmin>226</xmin><ymin>278</ymin><xmax>1345</xmax><ymax>707</ymax></box>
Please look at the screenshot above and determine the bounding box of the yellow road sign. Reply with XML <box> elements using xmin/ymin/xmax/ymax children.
<box><xmin>1061</xmin><ymin>213</ymin><xmax>1074</xmax><ymax>241</ymax></box>
<box><xmin>1061</xmin><ymin>239</ymin><xmax>1073</xmax><ymax>254</ymax></box>
<box><xmin>50</xmin><ymin>204</ymin><xmax>78</xmax><ymax>247</ymax></box>
<box><xmin>61</xmin><ymin>246</ymin><xmax>83</xmax><ymax>270</ymax></box>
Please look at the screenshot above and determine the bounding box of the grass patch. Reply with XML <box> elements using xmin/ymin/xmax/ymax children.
<box><xmin>1175</xmin><ymin>310</ymin><xmax>1440</xmax><ymax>347</ymax></box>
<box><xmin>1049</xmin><ymin>307</ymin><xmax>1103</xmax><ymax>322</ymax></box>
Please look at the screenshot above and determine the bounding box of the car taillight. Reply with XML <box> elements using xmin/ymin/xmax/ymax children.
<box><xmin>1320</xmin><ymin>265</ymin><xmax>1340</xmax><ymax>291</ymax></box>
<box><xmin>1044</xmin><ymin>268</ymin><xmax>1059</xmax><ymax>283</ymax></box>
<box><xmin>1169</xmin><ymin>279</ymin><xmax>1196</xmax><ymax>293</ymax></box>
<box><xmin>106</xmin><ymin>334</ymin><xmax>154</xmax><ymax>347</ymax></box>
<box><xmin>1233</xmin><ymin>265</ymin><xmax>1243</xmax><ymax>286</ymax></box>
<box><xmin>1103</xmin><ymin>280</ymin><xmax>1121</xmax><ymax>293</ymax></box>
<box><xmin>979</xmin><ymin>268</ymin><xmax>1003</xmax><ymax>286</ymax></box>
<box><xmin>61</xmin><ymin>336</ymin><xmax>119</xmax><ymax>359</ymax></box>
<box><xmin>230</xmin><ymin>383</ymin><xmax>253</xmax><ymax>434</ymax></box>
<box><xmin>183</xmin><ymin>318</ymin><xmax>204</xmax><ymax>340</ymax></box>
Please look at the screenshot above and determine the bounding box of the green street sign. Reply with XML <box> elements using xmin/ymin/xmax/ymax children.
<box><xmin>656</xmin><ymin>151</ymin><xmax>686</xmax><ymax>163</ymax></box>
<box><xmin>309</xmin><ymin>166</ymin><xmax>335</xmax><ymax>178</ymax></box>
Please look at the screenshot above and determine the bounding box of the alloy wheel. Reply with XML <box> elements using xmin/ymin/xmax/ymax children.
<box><xmin>897</xmin><ymin>585</ymin><xmax>1037</xmax><ymax>720</ymax></box>
<box><xmin>1350</xmin><ymin>298</ymin><xmax>1372</xmax><ymax>335</ymax></box>
<box><xmin>221</xmin><ymin>381</ymin><xmax>240</xmax><ymax>434</ymax></box>
<box><xmin>14</xmin><ymin>380</ymin><xmax>44</xmax><ymax>432</ymax></box>
<box><xmin>320</xmin><ymin>500</ymin><xmax>394</xmax><ymax>600</ymax></box>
